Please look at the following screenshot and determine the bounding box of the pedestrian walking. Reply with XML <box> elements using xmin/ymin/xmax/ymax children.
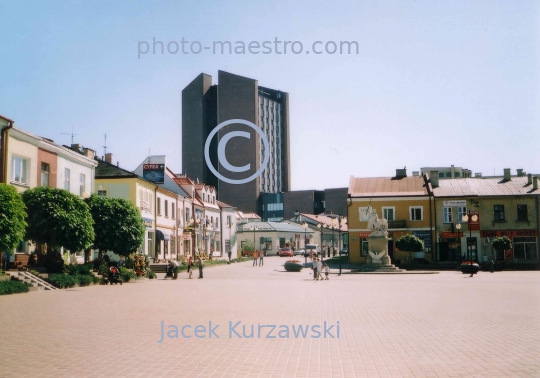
<box><xmin>490</xmin><ymin>260</ymin><xmax>495</xmax><ymax>273</ymax></box>
<box><xmin>317</xmin><ymin>259</ymin><xmax>324</xmax><ymax>280</ymax></box>
<box><xmin>323</xmin><ymin>263</ymin><xmax>329</xmax><ymax>280</ymax></box>
<box><xmin>2</xmin><ymin>251</ymin><xmax>10</xmax><ymax>271</ymax></box>
<box><xmin>259</xmin><ymin>250</ymin><xmax>264</xmax><ymax>266</ymax></box>
<box><xmin>187</xmin><ymin>256</ymin><xmax>194</xmax><ymax>279</ymax></box>
<box><xmin>198</xmin><ymin>256</ymin><xmax>203</xmax><ymax>278</ymax></box>
<box><xmin>227</xmin><ymin>249</ymin><xmax>232</xmax><ymax>262</ymax></box>
<box><xmin>117</xmin><ymin>256</ymin><xmax>124</xmax><ymax>268</ymax></box>
<box><xmin>313</xmin><ymin>258</ymin><xmax>318</xmax><ymax>280</ymax></box>
<box><xmin>172</xmin><ymin>260</ymin><xmax>179</xmax><ymax>279</ymax></box>
<box><xmin>253</xmin><ymin>250</ymin><xmax>259</xmax><ymax>266</ymax></box>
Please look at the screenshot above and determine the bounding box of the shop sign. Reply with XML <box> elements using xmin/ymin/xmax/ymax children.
<box><xmin>440</xmin><ymin>232</ymin><xmax>463</xmax><ymax>238</ymax></box>
<box><xmin>480</xmin><ymin>230</ymin><xmax>538</xmax><ymax>238</ymax></box>
<box><xmin>143</xmin><ymin>163</ymin><xmax>165</xmax><ymax>184</ymax></box>
<box><xmin>443</xmin><ymin>200</ymin><xmax>467</xmax><ymax>207</ymax></box>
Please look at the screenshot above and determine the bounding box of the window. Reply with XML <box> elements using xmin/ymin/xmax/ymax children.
<box><xmin>64</xmin><ymin>168</ymin><xmax>70</xmax><ymax>191</ymax></box>
<box><xmin>227</xmin><ymin>215</ymin><xmax>232</xmax><ymax>227</ymax></box>
<box><xmin>382</xmin><ymin>207</ymin><xmax>395</xmax><ymax>221</ymax></box>
<box><xmin>11</xmin><ymin>156</ymin><xmax>28</xmax><ymax>185</ymax></box>
<box><xmin>41</xmin><ymin>163</ymin><xmax>50</xmax><ymax>187</ymax></box>
<box><xmin>185</xmin><ymin>208</ymin><xmax>191</xmax><ymax>222</ymax></box>
<box><xmin>445</xmin><ymin>172</ymin><xmax>451</xmax><ymax>178</ymax></box>
<box><xmin>438</xmin><ymin>172</ymin><xmax>444</xmax><ymax>178</ymax></box>
<box><xmin>517</xmin><ymin>205</ymin><xmax>528</xmax><ymax>222</ymax></box>
<box><xmin>454</xmin><ymin>172</ymin><xmax>461</xmax><ymax>178</ymax></box>
<box><xmin>361</xmin><ymin>238</ymin><xmax>369</xmax><ymax>256</ymax></box>
<box><xmin>443</xmin><ymin>207</ymin><xmax>453</xmax><ymax>223</ymax></box>
<box><xmin>513</xmin><ymin>237</ymin><xmax>537</xmax><ymax>259</ymax></box>
<box><xmin>79</xmin><ymin>173</ymin><xmax>86</xmax><ymax>196</ymax></box>
<box><xmin>164</xmin><ymin>200</ymin><xmax>168</xmax><ymax>217</ymax></box>
<box><xmin>202</xmin><ymin>193</ymin><xmax>205</xmax><ymax>202</ymax></box>
<box><xmin>172</xmin><ymin>204</ymin><xmax>175</xmax><ymax>219</ymax></box>
<box><xmin>97</xmin><ymin>189</ymin><xmax>107</xmax><ymax>197</ymax></box>
<box><xmin>410</xmin><ymin>207</ymin><xmax>423</xmax><ymax>221</ymax></box>
<box><xmin>359</xmin><ymin>207</ymin><xmax>369</xmax><ymax>222</ymax></box>
<box><xmin>170</xmin><ymin>235</ymin><xmax>175</xmax><ymax>256</ymax></box>
<box><xmin>458</xmin><ymin>207</ymin><xmax>467</xmax><ymax>222</ymax></box>
<box><xmin>157</xmin><ymin>198</ymin><xmax>161</xmax><ymax>215</ymax></box>
<box><xmin>494</xmin><ymin>205</ymin><xmax>505</xmax><ymax>221</ymax></box>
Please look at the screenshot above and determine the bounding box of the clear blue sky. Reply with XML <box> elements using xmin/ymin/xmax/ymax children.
<box><xmin>1</xmin><ymin>0</ymin><xmax>538</xmax><ymax>190</ymax></box>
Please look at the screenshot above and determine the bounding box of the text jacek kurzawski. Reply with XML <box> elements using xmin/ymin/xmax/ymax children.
<box><xmin>158</xmin><ymin>321</ymin><xmax>341</xmax><ymax>343</ymax></box>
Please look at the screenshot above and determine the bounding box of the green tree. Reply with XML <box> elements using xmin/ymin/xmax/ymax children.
<box><xmin>22</xmin><ymin>187</ymin><xmax>94</xmax><ymax>258</ymax></box>
<box><xmin>87</xmin><ymin>195</ymin><xmax>145</xmax><ymax>257</ymax></box>
<box><xmin>241</xmin><ymin>240</ymin><xmax>255</xmax><ymax>256</ymax></box>
<box><xmin>395</xmin><ymin>234</ymin><xmax>425</xmax><ymax>262</ymax></box>
<box><xmin>491</xmin><ymin>236</ymin><xmax>512</xmax><ymax>261</ymax></box>
<box><xmin>0</xmin><ymin>184</ymin><xmax>27</xmax><ymax>257</ymax></box>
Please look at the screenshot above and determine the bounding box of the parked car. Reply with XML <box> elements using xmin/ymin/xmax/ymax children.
<box><xmin>279</xmin><ymin>247</ymin><xmax>294</xmax><ymax>257</ymax></box>
<box><xmin>293</xmin><ymin>248</ymin><xmax>305</xmax><ymax>256</ymax></box>
<box><xmin>340</xmin><ymin>248</ymin><xmax>349</xmax><ymax>255</ymax></box>
<box><xmin>305</xmin><ymin>244</ymin><xmax>321</xmax><ymax>256</ymax></box>
<box><xmin>459</xmin><ymin>260</ymin><xmax>480</xmax><ymax>274</ymax></box>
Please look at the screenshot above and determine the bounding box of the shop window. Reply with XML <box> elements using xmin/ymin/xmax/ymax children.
<box><xmin>361</xmin><ymin>238</ymin><xmax>369</xmax><ymax>256</ymax></box>
<box><xmin>513</xmin><ymin>237</ymin><xmax>537</xmax><ymax>259</ymax></box>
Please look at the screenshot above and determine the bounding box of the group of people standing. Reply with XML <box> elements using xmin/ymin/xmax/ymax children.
<box><xmin>312</xmin><ymin>258</ymin><xmax>330</xmax><ymax>280</ymax></box>
<box><xmin>252</xmin><ymin>251</ymin><xmax>264</xmax><ymax>266</ymax></box>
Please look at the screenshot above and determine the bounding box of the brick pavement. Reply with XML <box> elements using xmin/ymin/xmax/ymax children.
<box><xmin>0</xmin><ymin>257</ymin><xmax>539</xmax><ymax>377</ymax></box>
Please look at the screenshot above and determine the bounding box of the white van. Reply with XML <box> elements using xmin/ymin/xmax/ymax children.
<box><xmin>305</xmin><ymin>244</ymin><xmax>321</xmax><ymax>256</ymax></box>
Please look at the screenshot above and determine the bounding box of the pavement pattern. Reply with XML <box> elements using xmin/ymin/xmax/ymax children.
<box><xmin>1</xmin><ymin>257</ymin><xmax>539</xmax><ymax>378</ymax></box>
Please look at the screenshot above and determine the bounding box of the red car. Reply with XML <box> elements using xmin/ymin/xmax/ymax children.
<box><xmin>279</xmin><ymin>247</ymin><xmax>294</xmax><ymax>257</ymax></box>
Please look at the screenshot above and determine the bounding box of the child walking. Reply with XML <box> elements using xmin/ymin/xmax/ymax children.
<box><xmin>323</xmin><ymin>264</ymin><xmax>330</xmax><ymax>280</ymax></box>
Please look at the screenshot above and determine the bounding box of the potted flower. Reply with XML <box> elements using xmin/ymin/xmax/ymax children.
<box><xmin>284</xmin><ymin>259</ymin><xmax>303</xmax><ymax>272</ymax></box>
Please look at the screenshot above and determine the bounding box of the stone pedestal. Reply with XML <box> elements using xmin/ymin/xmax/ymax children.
<box><xmin>365</xmin><ymin>233</ymin><xmax>396</xmax><ymax>271</ymax></box>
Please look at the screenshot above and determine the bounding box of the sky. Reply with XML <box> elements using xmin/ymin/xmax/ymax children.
<box><xmin>1</xmin><ymin>0</ymin><xmax>538</xmax><ymax>190</ymax></box>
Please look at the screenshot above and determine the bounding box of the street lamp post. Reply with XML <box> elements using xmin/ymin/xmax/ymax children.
<box><xmin>317</xmin><ymin>223</ymin><xmax>326</xmax><ymax>259</ymax></box>
<box><xmin>302</xmin><ymin>222</ymin><xmax>308</xmax><ymax>266</ymax></box>
<box><xmin>455</xmin><ymin>222</ymin><xmax>462</xmax><ymax>262</ymax></box>
<box><xmin>251</xmin><ymin>225</ymin><xmax>259</xmax><ymax>252</ymax></box>
<box><xmin>462</xmin><ymin>210</ymin><xmax>478</xmax><ymax>277</ymax></box>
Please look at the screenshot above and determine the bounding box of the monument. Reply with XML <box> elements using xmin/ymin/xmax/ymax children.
<box><xmin>364</xmin><ymin>206</ymin><xmax>400</xmax><ymax>271</ymax></box>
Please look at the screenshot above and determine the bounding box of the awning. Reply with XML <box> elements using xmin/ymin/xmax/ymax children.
<box><xmin>156</xmin><ymin>230</ymin><xmax>171</xmax><ymax>241</ymax></box>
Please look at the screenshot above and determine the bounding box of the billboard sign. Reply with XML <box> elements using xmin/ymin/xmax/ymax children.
<box><xmin>143</xmin><ymin>163</ymin><xmax>165</xmax><ymax>184</ymax></box>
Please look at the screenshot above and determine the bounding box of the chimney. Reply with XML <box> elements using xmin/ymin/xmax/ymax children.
<box><xmin>475</xmin><ymin>172</ymin><xmax>482</xmax><ymax>177</ymax></box>
<box><xmin>517</xmin><ymin>169</ymin><xmax>524</xmax><ymax>177</ymax></box>
<box><xmin>83</xmin><ymin>148</ymin><xmax>95</xmax><ymax>159</ymax></box>
<box><xmin>412</xmin><ymin>171</ymin><xmax>420</xmax><ymax>177</ymax></box>
<box><xmin>395</xmin><ymin>168</ymin><xmax>407</xmax><ymax>178</ymax></box>
<box><xmin>527</xmin><ymin>173</ymin><xmax>533</xmax><ymax>185</ymax></box>
<box><xmin>105</xmin><ymin>153</ymin><xmax>113</xmax><ymax>163</ymax></box>
<box><xmin>503</xmin><ymin>168</ymin><xmax>511</xmax><ymax>181</ymax></box>
<box><xmin>534</xmin><ymin>176</ymin><xmax>538</xmax><ymax>191</ymax></box>
<box><xmin>430</xmin><ymin>171</ymin><xmax>439</xmax><ymax>188</ymax></box>
<box><xmin>70</xmin><ymin>143</ymin><xmax>82</xmax><ymax>152</ymax></box>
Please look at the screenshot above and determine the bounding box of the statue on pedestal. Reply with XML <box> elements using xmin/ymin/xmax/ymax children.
<box><xmin>365</xmin><ymin>206</ymin><xmax>391</xmax><ymax>266</ymax></box>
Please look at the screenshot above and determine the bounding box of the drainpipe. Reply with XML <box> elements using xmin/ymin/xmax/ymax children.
<box><xmin>536</xmin><ymin>195</ymin><xmax>539</xmax><ymax>263</ymax></box>
<box><xmin>0</xmin><ymin>121</ymin><xmax>14</xmax><ymax>183</ymax></box>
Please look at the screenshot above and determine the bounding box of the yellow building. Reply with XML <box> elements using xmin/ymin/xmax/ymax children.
<box><xmin>348</xmin><ymin>170</ymin><xmax>434</xmax><ymax>264</ymax></box>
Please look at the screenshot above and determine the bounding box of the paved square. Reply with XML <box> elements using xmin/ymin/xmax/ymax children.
<box><xmin>1</xmin><ymin>257</ymin><xmax>539</xmax><ymax>377</ymax></box>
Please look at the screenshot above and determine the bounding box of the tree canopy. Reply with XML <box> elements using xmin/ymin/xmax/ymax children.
<box><xmin>87</xmin><ymin>195</ymin><xmax>145</xmax><ymax>256</ymax></box>
<box><xmin>395</xmin><ymin>234</ymin><xmax>424</xmax><ymax>252</ymax></box>
<box><xmin>22</xmin><ymin>187</ymin><xmax>94</xmax><ymax>252</ymax></box>
<box><xmin>0</xmin><ymin>184</ymin><xmax>27</xmax><ymax>253</ymax></box>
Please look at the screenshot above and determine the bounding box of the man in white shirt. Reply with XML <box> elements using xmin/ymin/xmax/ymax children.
<box><xmin>317</xmin><ymin>259</ymin><xmax>323</xmax><ymax>280</ymax></box>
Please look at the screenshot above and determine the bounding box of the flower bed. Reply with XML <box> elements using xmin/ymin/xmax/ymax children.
<box><xmin>284</xmin><ymin>260</ymin><xmax>303</xmax><ymax>272</ymax></box>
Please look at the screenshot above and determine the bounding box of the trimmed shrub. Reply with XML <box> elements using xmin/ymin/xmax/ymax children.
<box><xmin>76</xmin><ymin>275</ymin><xmax>93</xmax><ymax>287</ymax></box>
<box><xmin>120</xmin><ymin>267</ymin><xmax>135</xmax><ymax>282</ymax></box>
<box><xmin>0</xmin><ymin>280</ymin><xmax>31</xmax><ymax>295</ymax></box>
<box><xmin>49</xmin><ymin>274</ymin><xmax>77</xmax><ymax>289</ymax></box>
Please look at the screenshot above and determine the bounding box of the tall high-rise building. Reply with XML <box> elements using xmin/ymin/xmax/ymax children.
<box><xmin>182</xmin><ymin>70</ymin><xmax>290</xmax><ymax>213</ymax></box>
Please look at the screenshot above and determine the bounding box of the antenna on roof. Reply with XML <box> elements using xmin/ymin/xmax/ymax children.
<box><xmin>61</xmin><ymin>126</ymin><xmax>76</xmax><ymax>145</ymax></box>
<box><xmin>102</xmin><ymin>134</ymin><xmax>107</xmax><ymax>156</ymax></box>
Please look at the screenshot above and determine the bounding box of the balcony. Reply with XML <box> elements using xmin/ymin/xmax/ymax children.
<box><xmin>387</xmin><ymin>220</ymin><xmax>406</xmax><ymax>229</ymax></box>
